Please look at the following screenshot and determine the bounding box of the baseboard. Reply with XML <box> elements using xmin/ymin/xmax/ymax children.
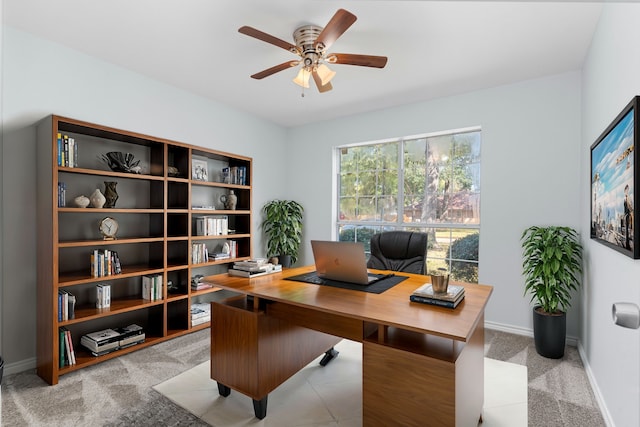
<box><xmin>3</xmin><ymin>356</ymin><xmax>36</xmax><ymax>377</ymax></box>
<box><xmin>577</xmin><ymin>342</ymin><xmax>615</xmax><ymax>427</ymax></box>
<box><xmin>485</xmin><ymin>320</ymin><xmax>578</xmax><ymax>346</ymax></box>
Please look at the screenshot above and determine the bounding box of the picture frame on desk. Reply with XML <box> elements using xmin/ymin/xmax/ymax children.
<box><xmin>192</xmin><ymin>159</ymin><xmax>208</xmax><ymax>182</ymax></box>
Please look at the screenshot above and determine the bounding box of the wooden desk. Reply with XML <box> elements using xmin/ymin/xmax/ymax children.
<box><xmin>207</xmin><ymin>266</ymin><xmax>493</xmax><ymax>426</ymax></box>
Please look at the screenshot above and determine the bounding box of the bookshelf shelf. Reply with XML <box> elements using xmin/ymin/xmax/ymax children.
<box><xmin>37</xmin><ymin>115</ymin><xmax>253</xmax><ymax>385</ymax></box>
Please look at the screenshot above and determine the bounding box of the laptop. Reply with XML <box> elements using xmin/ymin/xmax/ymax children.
<box><xmin>310</xmin><ymin>240</ymin><xmax>390</xmax><ymax>285</ymax></box>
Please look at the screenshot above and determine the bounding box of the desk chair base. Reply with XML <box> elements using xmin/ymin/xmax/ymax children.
<box><xmin>319</xmin><ymin>347</ymin><xmax>339</xmax><ymax>366</ymax></box>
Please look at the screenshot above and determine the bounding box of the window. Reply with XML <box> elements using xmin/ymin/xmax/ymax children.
<box><xmin>336</xmin><ymin>128</ymin><xmax>481</xmax><ymax>282</ymax></box>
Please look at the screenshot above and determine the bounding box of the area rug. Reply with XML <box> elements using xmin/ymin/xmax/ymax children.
<box><xmin>154</xmin><ymin>339</ymin><xmax>527</xmax><ymax>427</ymax></box>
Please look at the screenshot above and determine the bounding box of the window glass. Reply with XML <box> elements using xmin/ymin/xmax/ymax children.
<box><xmin>337</xmin><ymin>129</ymin><xmax>481</xmax><ymax>282</ymax></box>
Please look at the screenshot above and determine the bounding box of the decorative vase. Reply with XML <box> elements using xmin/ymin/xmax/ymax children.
<box><xmin>74</xmin><ymin>195</ymin><xmax>90</xmax><ymax>208</ymax></box>
<box><xmin>89</xmin><ymin>188</ymin><xmax>106</xmax><ymax>208</ymax></box>
<box><xmin>533</xmin><ymin>306</ymin><xmax>566</xmax><ymax>359</ymax></box>
<box><xmin>220</xmin><ymin>190</ymin><xmax>238</xmax><ymax>210</ymax></box>
<box><xmin>103</xmin><ymin>181</ymin><xmax>119</xmax><ymax>208</ymax></box>
<box><xmin>226</xmin><ymin>190</ymin><xmax>237</xmax><ymax>210</ymax></box>
<box><xmin>279</xmin><ymin>254</ymin><xmax>292</xmax><ymax>268</ymax></box>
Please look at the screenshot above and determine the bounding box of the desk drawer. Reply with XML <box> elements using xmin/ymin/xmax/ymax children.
<box><xmin>267</xmin><ymin>301</ymin><xmax>363</xmax><ymax>341</ymax></box>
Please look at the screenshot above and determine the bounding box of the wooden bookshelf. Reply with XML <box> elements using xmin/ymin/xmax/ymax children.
<box><xmin>36</xmin><ymin>115</ymin><xmax>252</xmax><ymax>384</ymax></box>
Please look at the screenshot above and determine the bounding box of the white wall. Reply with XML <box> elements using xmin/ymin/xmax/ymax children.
<box><xmin>288</xmin><ymin>72</ymin><xmax>583</xmax><ymax>337</ymax></box>
<box><xmin>580</xmin><ymin>4</ymin><xmax>640</xmax><ymax>426</ymax></box>
<box><xmin>1</xmin><ymin>27</ymin><xmax>287</xmax><ymax>368</ymax></box>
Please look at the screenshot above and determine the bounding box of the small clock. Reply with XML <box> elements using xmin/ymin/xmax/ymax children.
<box><xmin>99</xmin><ymin>217</ymin><xmax>119</xmax><ymax>240</ymax></box>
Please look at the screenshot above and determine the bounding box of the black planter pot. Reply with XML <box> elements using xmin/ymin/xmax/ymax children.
<box><xmin>279</xmin><ymin>254</ymin><xmax>292</xmax><ymax>268</ymax></box>
<box><xmin>533</xmin><ymin>306</ymin><xmax>566</xmax><ymax>359</ymax></box>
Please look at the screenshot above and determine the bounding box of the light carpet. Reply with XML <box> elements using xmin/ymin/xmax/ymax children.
<box><xmin>154</xmin><ymin>339</ymin><xmax>527</xmax><ymax>427</ymax></box>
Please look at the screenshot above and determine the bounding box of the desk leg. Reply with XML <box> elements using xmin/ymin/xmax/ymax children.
<box><xmin>217</xmin><ymin>382</ymin><xmax>231</xmax><ymax>397</ymax></box>
<box><xmin>253</xmin><ymin>396</ymin><xmax>268</xmax><ymax>419</ymax></box>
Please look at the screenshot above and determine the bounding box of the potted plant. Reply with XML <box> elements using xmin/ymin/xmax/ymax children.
<box><xmin>261</xmin><ymin>200</ymin><xmax>304</xmax><ymax>268</ymax></box>
<box><xmin>521</xmin><ymin>226</ymin><xmax>583</xmax><ymax>358</ymax></box>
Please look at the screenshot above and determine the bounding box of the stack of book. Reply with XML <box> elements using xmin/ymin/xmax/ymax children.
<box><xmin>191</xmin><ymin>303</ymin><xmax>211</xmax><ymax>326</ymax></box>
<box><xmin>228</xmin><ymin>259</ymin><xmax>282</xmax><ymax>278</ymax></box>
<box><xmin>80</xmin><ymin>324</ymin><xmax>145</xmax><ymax>357</ymax></box>
<box><xmin>191</xmin><ymin>275</ymin><xmax>217</xmax><ymax>291</ymax></box>
<box><xmin>410</xmin><ymin>283</ymin><xmax>465</xmax><ymax>308</ymax></box>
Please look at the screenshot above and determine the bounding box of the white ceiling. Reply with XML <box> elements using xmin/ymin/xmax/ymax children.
<box><xmin>4</xmin><ymin>1</ymin><xmax>604</xmax><ymax>128</ymax></box>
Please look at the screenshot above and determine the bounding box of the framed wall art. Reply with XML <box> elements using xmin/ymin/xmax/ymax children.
<box><xmin>591</xmin><ymin>96</ymin><xmax>640</xmax><ymax>259</ymax></box>
<box><xmin>191</xmin><ymin>159</ymin><xmax>209</xmax><ymax>182</ymax></box>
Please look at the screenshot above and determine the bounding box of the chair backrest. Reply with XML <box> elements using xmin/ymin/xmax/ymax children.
<box><xmin>366</xmin><ymin>231</ymin><xmax>428</xmax><ymax>274</ymax></box>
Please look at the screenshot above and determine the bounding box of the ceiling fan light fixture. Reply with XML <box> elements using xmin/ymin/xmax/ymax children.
<box><xmin>293</xmin><ymin>67</ymin><xmax>311</xmax><ymax>88</ymax></box>
<box><xmin>316</xmin><ymin>63</ymin><xmax>336</xmax><ymax>85</ymax></box>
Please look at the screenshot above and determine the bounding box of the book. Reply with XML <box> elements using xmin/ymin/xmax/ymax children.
<box><xmin>84</xmin><ymin>328</ymin><xmax>121</xmax><ymax>344</ymax></box>
<box><xmin>228</xmin><ymin>264</ymin><xmax>282</xmax><ymax>278</ymax></box>
<box><xmin>81</xmin><ymin>324</ymin><xmax>145</xmax><ymax>354</ymax></box>
<box><xmin>411</xmin><ymin>283</ymin><xmax>465</xmax><ymax>302</ymax></box>
<box><xmin>59</xmin><ymin>329</ymin><xmax>66</xmax><ymax>368</ymax></box>
<box><xmin>409</xmin><ymin>293</ymin><xmax>465</xmax><ymax>309</ymax></box>
<box><xmin>67</xmin><ymin>292</ymin><xmax>76</xmax><ymax>319</ymax></box>
<box><xmin>191</xmin><ymin>316</ymin><xmax>211</xmax><ymax>326</ymax></box>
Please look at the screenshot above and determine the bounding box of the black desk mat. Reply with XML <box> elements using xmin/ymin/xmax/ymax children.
<box><xmin>285</xmin><ymin>271</ymin><xmax>408</xmax><ymax>294</ymax></box>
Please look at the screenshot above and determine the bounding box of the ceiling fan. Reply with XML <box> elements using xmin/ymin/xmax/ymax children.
<box><xmin>238</xmin><ymin>9</ymin><xmax>388</xmax><ymax>93</ymax></box>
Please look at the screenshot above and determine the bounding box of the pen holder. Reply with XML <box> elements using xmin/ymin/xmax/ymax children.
<box><xmin>430</xmin><ymin>274</ymin><xmax>450</xmax><ymax>293</ymax></box>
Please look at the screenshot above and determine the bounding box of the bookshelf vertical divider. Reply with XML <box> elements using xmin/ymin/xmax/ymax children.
<box><xmin>36</xmin><ymin>115</ymin><xmax>252</xmax><ymax>385</ymax></box>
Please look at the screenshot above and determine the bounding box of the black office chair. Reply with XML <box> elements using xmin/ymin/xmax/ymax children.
<box><xmin>367</xmin><ymin>231</ymin><xmax>428</xmax><ymax>274</ymax></box>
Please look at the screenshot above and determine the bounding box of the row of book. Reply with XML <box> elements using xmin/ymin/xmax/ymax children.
<box><xmin>191</xmin><ymin>242</ymin><xmax>237</xmax><ymax>264</ymax></box>
<box><xmin>57</xmin><ymin>133</ymin><xmax>78</xmax><ymax>168</ymax></box>
<box><xmin>228</xmin><ymin>259</ymin><xmax>282</xmax><ymax>278</ymax></box>
<box><xmin>191</xmin><ymin>303</ymin><xmax>211</xmax><ymax>326</ymax></box>
<box><xmin>91</xmin><ymin>249</ymin><xmax>122</xmax><ymax>277</ymax></box>
<box><xmin>80</xmin><ymin>324</ymin><xmax>145</xmax><ymax>357</ymax></box>
<box><xmin>57</xmin><ymin>182</ymin><xmax>67</xmax><ymax>207</ymax></box>
<box><xmin>192</xmin><ymin>242</ymin><xmax>210</xmax><ymax>264</ymax></box>
<box><xmin>221</xmin><ymin>166</ymin><xmax>247</xmax><ymax>185</ymax></box>
<box><xmin>58</xmin><ymin>290</ymin><xmax>76</xmax><ymax>321</ymax></box>
<box><xmin>410</xmin><ymin>283</ymin><xmax>465</xmax><ymax>308</ymax></box>
<box><xmin>142</xmin><ymin>274</ymin><xmax>163</xmax><ymax>301</ymax></box>
<box><xmin>59</xmin><ymin>327</ymin><xmax>76</xmax><ymax>367</ymax></box>
<box><xmin>96</xmin><ymin>284</ymin><xmax>111</xmax><ymax>308</ymax></box>
<box><xmin>195</xmin><ymin>215</ymin><xmax>228</xmax><ymax>236</ymax></box>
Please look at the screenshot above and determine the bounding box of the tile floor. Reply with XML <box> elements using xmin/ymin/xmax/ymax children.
<box><xmin>154</xmin><ymin>339</ymin><xmax>527</xmax><ymax>426</ymax></box>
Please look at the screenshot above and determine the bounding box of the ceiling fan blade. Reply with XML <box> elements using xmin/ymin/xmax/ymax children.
<box><xmin>312</xmin><ymin>70</ymin><xmax>333</xmax><ymax>93</ymax></box>
<box><xmin>251</xmin><ymin>61</ymin><xmax>298</xmax><ymax>80</ymax></box>
<box><xmin>239</xmin><ymin>26</ymin><xmax>298</xmax><ymax>53</ymax></box>
<box><xmin>328</xmin><ymin>53</ymin><xmax>388</xmax><ymax>68</ymax></box>
<box><xmin>315</xmin><ymin>9</ymin><xmax>357</xmax><ymax>51</ymax></box>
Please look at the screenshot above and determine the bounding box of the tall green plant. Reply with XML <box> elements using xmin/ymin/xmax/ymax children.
<box><xmin>520</xmin><ymin>226</ymin><xmax>583</xmax><ymax>313</ymax></box>
<box><xmin>262</xmin><ymin>200</ymin><xmax>304</xmax><ymax>264</ymax></box>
